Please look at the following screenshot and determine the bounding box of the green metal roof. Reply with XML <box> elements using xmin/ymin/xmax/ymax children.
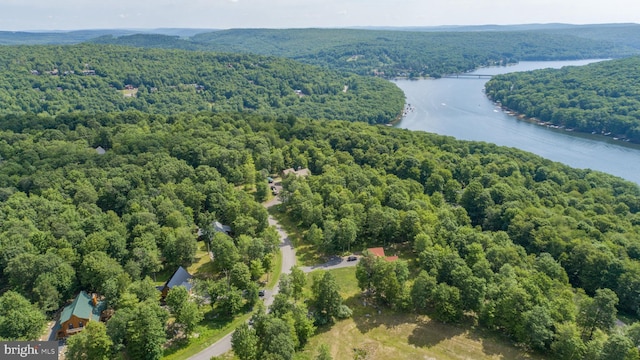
<box><xmin>59</xmin><ymin>291</ymin><xmax>105</xmax><ymax>324</ymax></box>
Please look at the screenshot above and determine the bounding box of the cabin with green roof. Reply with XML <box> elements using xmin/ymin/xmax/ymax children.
<box><xmin>56</xmin><ymin>291</ymin><xmax>106</xmax><ymax>339</ymax></box>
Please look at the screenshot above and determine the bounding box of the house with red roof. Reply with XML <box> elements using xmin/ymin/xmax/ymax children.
<box><xmin>367</xmin><ymin>247</ymin><xmax>398</xmax><ymax>262</ymax></box>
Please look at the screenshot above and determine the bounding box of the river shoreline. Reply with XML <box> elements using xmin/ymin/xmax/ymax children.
<box><xmin>392</xmin><ymin>59</ymin><xmax>640</xmax><ymax>184</ymax></box>
<box><xmin>488</xmin><ymin>98</ymin><xmax>639</xmax><ymax>146</ymax></box>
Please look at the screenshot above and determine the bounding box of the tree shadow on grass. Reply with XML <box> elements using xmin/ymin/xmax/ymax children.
<box><xmin>346</xmin><ymin>295</ymin><xmax>389</xmax><ymax>334</ymax></box>
<box><xmin>162</xmin><ymin>307</ymin><xmax>249</xmax><ymax>357</ymax></box>
<box><xmin>297</xmin><ymin>244</ymin><xmax>325</xmax><ymax>267</ymax></box>
<box><xmin>467</xmin><ymin>328</ymin><xmax>535</xmax><ymax>359</ymax></box>
<box><xmin>348</xmin><ymin>296</ymin><xmax>446</xmax><ymax>338</ymax></box>
<box><xmin>407</xmin><ymin>317</ymin><xmax>466</xmax><ymax>349</ymax></box>
<box><xmin>193</xmin><ymin>261</ymin><xmax>216</xmax><ymax>279</ymax></box>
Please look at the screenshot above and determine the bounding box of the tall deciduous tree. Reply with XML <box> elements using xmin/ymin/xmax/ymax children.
<box><xmin>600</xmin><ymin>333</ymin><xmax>638</xmax><ymax>360</ymax></box>
<box><xmin>0</xmin><ymin>291</ymin><xmax>46</xmax><ymax>340</ymax></box>
<box><xmin>578</xmin><ymin>288</ymin><xmax>619</xmax><ymax>341</ymax></box>
<box><xmin>79</xmin><ymin>251</ymin><xmax>125</xmax><ymax>293</ymax></box>
<box><xmin>65</xmin><ymin>321</ymin><xmax>113</xmax><ymax>360</ymax></box>
<box><xmin>261</xmin><ymin>317</ymin><xmax>295</xmax><ymax>360</ymax></box>
<box><xmin>230</xmin><ymin>262</ymin><xmax>253</xmax><ymax>290</ymax></box>
<box><xmin>311</xmin><ymin>272</ymin><xmax>345</xmax><ymax>325</ymax></box>
<box><xmin>211</xmin><ymin>233</ymin><xmax>240</xmax><ymax>273</ymax></box>
<box><xmin>126</xmin><ymin>301</ymin><xmax>168</xmax><ymax>360</ymax></box>
<box><xmin>232</xmin><ymin>323</ymin><xmax>259</xmax><ymax>360</ymax></box>
<box><xmin>411</xmin><ymin>270</ymin><xmax>436</xmax><ymax>312</ymax></box>
<box><xmin>175</xmin><ymin>301</ymin><xmax>202</xmax><ymax>335</ymax></box>
<box><xmin>290</xmin><ymin>266</ymin><xmax>306</xmax><ymax>301</ymax></box>
<box><xmin>292</xmin><ymin>303</ymin><xmax>315</xmax><ymax>348</ymax></box>
<box><xmin>551</xmin><ymin>322</ymin><xmax>586</xmax><ymax>360</ymax></box>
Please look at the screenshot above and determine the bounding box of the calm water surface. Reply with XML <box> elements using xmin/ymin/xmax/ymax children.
<box><xmin>394</xmin><ymin>60</ymin><xmax>640</xmax><ymax>185</ymax></box>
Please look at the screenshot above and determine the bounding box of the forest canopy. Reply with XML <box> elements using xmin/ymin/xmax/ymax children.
<box><xmin>0</xmin><ymin>111</ymin><xmax>640</xmax><ymax>356</ymax></box>
<box><xmin>485</xmin><ymin>57</ymin><xmax>640</xmax><ymax>142</ymax></box>
<box><xmin>0</xmin><ymin>44</ymin><xmax>404</xmax><ymax>123</ymax></box>
<box><xmin>91</xmin><ymin>28</ymin><xmax>638</xmax><ymax>78</ymax></box>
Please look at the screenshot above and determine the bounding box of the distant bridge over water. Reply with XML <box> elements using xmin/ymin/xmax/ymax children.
<box><xmin>443</xmin><ymin>73</ymin><xmax>493</xmax><ymax>79</ymax></box>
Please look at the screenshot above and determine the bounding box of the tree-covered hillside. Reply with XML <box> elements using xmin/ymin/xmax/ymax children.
<box><xmin>0</xmin><ymin>44</ymin><xmax>404</xmax><ymax>123</ymax></box>
<box><xmin>540</xmin><ymin>24</ymin><xmax>640</xmax><ymax>52</ymax></box>
<box><xmin>485</xmin><ymin>57</ymin><xmax>640</xmax><ymax>142</ymax></box>
<box><xmin>1</xmin><ymin>110</ymin><xmax>640</xmax><ymax>358</ymax></box>
<box><xmin>92</xmin><ymin>28</ymin><xmax>638</xmax><ymax>78</ymax></box>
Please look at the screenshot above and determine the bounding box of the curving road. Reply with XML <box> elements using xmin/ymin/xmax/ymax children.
<box><xmin>188</xmin><ymin>193</ymin><xmax>358</xmax><ymax>359</ymax></box>
<box><xmin>189</xmin><ymin>195</ymin><xmax>295</xmax><ymax>360</ymax></box>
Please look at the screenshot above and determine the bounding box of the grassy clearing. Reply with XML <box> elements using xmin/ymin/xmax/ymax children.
<box><xmin>122</xmin><ymin>88</ymin><xmax>138</xmax><ymax>97</ymax></box>
<box><xmin>162</xmin><ymin>311</ymin><xmax>253</xmax><ymax>360</ymax></box>
<box><xmin>306</xmin><ymin>267</ymin><xmax>360</xmax><ymax>298</ymax></box>
<box><xmin>187</xmin><ymin>243</ymin><xmax>215</xmax><ymax>278</ymax></box>
<box><xmin>297</xmin><ymin>267</ymin><xmax>542</xmax><ymax>360</ymax></box>
<box><xmin>266</xmin><ymin>248</ymin><xmax>283</xmax><ymax>289</ymax></box>
<box><xmin>297</xmin><ymin>313</ymin><xmax>542</xmax><ymax>360</ymax></box>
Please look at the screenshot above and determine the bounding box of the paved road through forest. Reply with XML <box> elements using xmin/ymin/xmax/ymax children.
<box><xmin>189</xmin><ymin>194</ymin><xmax>295</xmax><ymax>359</ymax></box>
<box><xmin>188</xmin><ymin>193</ymin><xmax>359</xmax><ymax>359</ymax></box>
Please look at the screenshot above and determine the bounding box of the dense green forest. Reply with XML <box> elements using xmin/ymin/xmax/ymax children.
<box><xmin>0</xmin><ymin>44</ymin><xmax>404</xmax><ymax>123</ymax></box>
<box><xmin>485</xmin><ymin>57</ymin><xmax>640</xmax><ymax>142</ymax></box>
<box><xmin>1</xmin><ymin>111</ymin><xmax>640</xmax><ymax>359</ymax></box>
<box><xmin>539</xmin><ymin>24</ymin><xmax>640</xmax><ymax>52</ymax></box>
<box><xmin>91</xmin><ymin>28</ymin><xmax>638</xmax><ymax>78</ymax></box>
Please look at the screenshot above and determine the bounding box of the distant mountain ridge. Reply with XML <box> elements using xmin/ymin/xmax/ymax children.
<box><xmin>3</xmin><ymin>24</ymin><xmax>640</xmax><ymax>78</ymax></box>
<box><xmin>0</xmin><ymin>28</ymin><xmax>216</xmax><ymax>45</ymax></box>
<box><xmin>349</xmin><ymin>23</ymin><xmax>639</xmax><ymax>32</ymax></box>
<box><xmin>88</xmin><ymin>26</ymin><xmax>640</xmax><ymax>78</ymax></box>
<box><xmin>1</xmin><ymin>23</ymin><xmax>639</xmax><ymax>45</ymax></box>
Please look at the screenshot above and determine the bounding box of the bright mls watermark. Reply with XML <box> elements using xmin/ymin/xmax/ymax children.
<box><xmin>1</xmin><ymin>341</ymin><xmax>58</xmax><ymax>359</ymax></box>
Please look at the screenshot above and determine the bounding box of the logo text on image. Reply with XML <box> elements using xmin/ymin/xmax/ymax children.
<box><xmin>2</xmin><ymin>341</ymin><xmax>58</xmax><ymax>359</ymax></box>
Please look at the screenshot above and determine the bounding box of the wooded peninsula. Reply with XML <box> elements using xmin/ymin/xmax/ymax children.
<box><xmin>486</xmin><ymin>56</ymin><xmax>640</xmax><ymax>142</ymax></box>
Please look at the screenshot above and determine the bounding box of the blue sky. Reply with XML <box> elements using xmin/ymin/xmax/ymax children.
<box><xmin>0</xmin><ymin>0</ymin><xmax>638</xmax><ymax>31</ymax></box>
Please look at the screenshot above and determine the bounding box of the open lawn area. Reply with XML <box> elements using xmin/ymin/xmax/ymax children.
<box><xmin>187</xmin><ymin>243</ymin><xmax>215</xmax><ymax>278</ymax></box>
<box><xmin>163</xmin><ymin>311</ymin><xmax>253</xmax><ymax>360</ymax></box>
<box><xmin>298</xmin><ymin>267</ymin><xmax>543</xmax><ymax>360</ymax></box>
<box><xmin>297</xmin><ymin>313</ymin><xmax>543</xmax><ymax>360</ymax></box>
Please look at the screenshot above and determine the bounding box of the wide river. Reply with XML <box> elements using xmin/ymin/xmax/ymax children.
<box><xmin>393</xmin><ymin>60</ymin><xmax>640</xmax><ymax>185</ymax></box>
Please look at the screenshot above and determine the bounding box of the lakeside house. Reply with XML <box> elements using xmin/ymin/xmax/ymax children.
<box><xmin>56</xmin><ymin>291</ymin><xmax>106</xmax><ymax>339</ymax></box>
